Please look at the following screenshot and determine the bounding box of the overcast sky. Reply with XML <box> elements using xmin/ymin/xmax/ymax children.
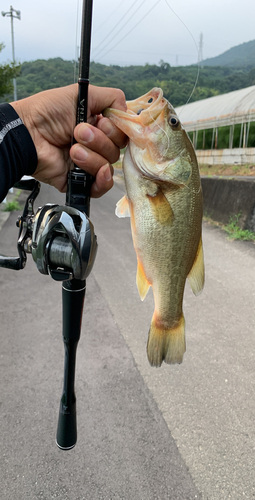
<box><xmin>0</xmin><ymin>0</ymin><xmax>254</xmax><ymax>68</ymax></box>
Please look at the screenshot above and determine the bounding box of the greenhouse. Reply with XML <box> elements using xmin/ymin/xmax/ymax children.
<box><xmin>175</xmin><ymin>85</ymin><xmax>255</xmax><ymax>164</ymax></box>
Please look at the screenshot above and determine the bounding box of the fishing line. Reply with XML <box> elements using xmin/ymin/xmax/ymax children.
<box><xmin>70</xmin><ymin>0</ymin><xmax>82</xmax><ymax>152</ymax></box>
<box><xmin>147</xmin><ymin>104</ymin><xmax>201</xmax><ymax>193</ymax></box>
<box><xmin>148</xmin><ymin>108</ymin><xmax>170</xmax><ymax>152</ymax></box>
<box><xmin>164</xmin><ymin>0</ymin><xmax>200</xmax><ymax>112</ymax></box>
<box><xmin>142</xmin><ymin>1</ymin><xmax>201</xmax><ymax>191</ymax></box>
<box><xmin>146</xmin><ymin>108</ymin><xmax>200</xmax><ymax>193</ymax></box>
<box><xmin>74</xmin><ymin>0</ymin><xmax>81</xmax><ymax>84</ymax></box>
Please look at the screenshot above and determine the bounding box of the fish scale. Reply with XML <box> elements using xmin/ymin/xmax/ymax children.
<box><xmin>104</xmin><ymin>87</ymin><xmax>204</xmax><ymax>367</ymax></box>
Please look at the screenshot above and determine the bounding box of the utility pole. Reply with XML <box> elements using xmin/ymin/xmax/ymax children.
<box><xmin>198</xmin><ymin>32</ymin><xmax>203</xmax><ymax>66</ymax></box>
<box><xmin>1</xmin><ymin>6</ymin><xmax>21</xmax><ymax>101</ymax></box>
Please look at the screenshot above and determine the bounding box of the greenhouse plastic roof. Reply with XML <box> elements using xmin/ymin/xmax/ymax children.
<box><xmin>175</xmin><ymin>85</ymin><xmax>255</xmax><ymax>131</ymax></box>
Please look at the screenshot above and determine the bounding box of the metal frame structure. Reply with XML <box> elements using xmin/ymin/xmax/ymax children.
<box><xmin>176</xmin><ymin>85</ymin><xmax>255</xmax><ymax>163</ymax></box>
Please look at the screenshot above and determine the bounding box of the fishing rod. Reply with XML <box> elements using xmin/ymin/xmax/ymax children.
<box><xmin>57</xmin><ymin>0</ymin><xmax>95</xmax><ymax>450</ymax></box>
<box><xmin>0</xmin><ymin>0</ymin><xmax>97</xmax><ymax>450</ymax></box>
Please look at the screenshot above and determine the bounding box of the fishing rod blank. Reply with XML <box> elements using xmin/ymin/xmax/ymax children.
<box><xmin>56</xmin><ymin>0</ymin><xmax>96</xmax><ymax>450</ymax></box>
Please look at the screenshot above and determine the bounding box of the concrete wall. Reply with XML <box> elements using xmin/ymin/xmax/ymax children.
<box><xmin>197</xmin><ymin>148</ymin><xmax>255</xmax><ymax>165</ymax></box>
<box><xmin>201</xmin><ymin>176</ymin><xmax>255</xmax><ymax>231</ymax></box>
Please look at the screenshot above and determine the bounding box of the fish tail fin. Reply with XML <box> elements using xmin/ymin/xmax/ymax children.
<box><xmin>147</xmin><ymin>314</ymin><xmax>186</xmax><ymax>367</ymax></box>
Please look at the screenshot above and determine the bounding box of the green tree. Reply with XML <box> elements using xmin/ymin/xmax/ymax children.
<box><xmin>2</xmin><ymin>55</ymin><xmax>255</xmax><ymax>107</ymax></box>
<box><xmin>0</xmin><ymin>43</ymin><xmax>21</xmax><ymax>100</ymax></box>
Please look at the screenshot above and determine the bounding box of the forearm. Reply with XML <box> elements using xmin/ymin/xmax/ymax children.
<box><xmin>0</xmin><ymin>103</ymin><xmax>37</xmax><ymax>202</ymax></box>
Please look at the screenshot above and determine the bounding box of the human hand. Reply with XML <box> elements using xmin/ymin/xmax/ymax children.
<box><xmin>11</xmin><ymin>84</ymin><xmax>127</xmax><ymax>197</ymax></box>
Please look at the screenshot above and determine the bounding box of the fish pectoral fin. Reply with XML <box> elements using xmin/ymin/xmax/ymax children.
<box><xmin>136</xmin><ymin>258</ymin><xmax>151</xmax><ymax>301</ymax></box>
<box><xmin>188</xmin><ymin>237</ymin><xmax>205</xmax><ymax>296</ymax></box>
<box><xmin>115</xmin><ymin>195</ymin><xmax>130</xmax><ymax>218</ymax></box>
<box><xmin>147</xmin><ymin>188</ymin><xmax>174</xmax><ymax>225</ymax></box>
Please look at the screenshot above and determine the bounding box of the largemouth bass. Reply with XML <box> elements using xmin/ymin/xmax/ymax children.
<box><xmin>104</xmin><ymin>88</ymin><xmax>204</xmax><ymax>367</ymax></box>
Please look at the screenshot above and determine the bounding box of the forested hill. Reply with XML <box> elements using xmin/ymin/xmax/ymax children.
<box><xmin>202</xmin><ymin>40</ymin><xmax>255</xmax><ymax>68</ymax></box>
<box><xmin>8</xmin><ymin>57</ymin><xmax>255</xmax><ymax>107</ymax></box>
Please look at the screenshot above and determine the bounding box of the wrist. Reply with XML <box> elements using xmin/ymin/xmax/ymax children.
<box><xmin>10</xmin><ymin>98</ymin><xmax>35</xmax><ymax>143</ymax></box>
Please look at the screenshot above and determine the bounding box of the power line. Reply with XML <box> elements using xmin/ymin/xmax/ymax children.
<box><xmin>93</xmin><ymin>0</ymin><xmax>161</xmax><ymax>62</ymax></box>
<box><xmin>93</xmin><ymin>0</ymin><xmax>152</xmax><ymax>59</ymax></box>
<box><xmin>93</xmin><ymin>0</ymin><xmax>141</xmax><ymax>54</ymax></box>
<box><xmin>93</xmin><ymin>2</ymin><xmax>123</xmax><ymax>35</ymax></box>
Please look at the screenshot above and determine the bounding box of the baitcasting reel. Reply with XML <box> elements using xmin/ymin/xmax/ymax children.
<box><xmin>1</xmin><ymin>0</ymin><xmax>98</xmax><ymax>450</ymax></box>
<box><xmin>0</xmin><ymin>177</ymin><xmax>98</xmax><ymax>450</ymax></box>
<box><xmin>0</xmin><ymin>178</ymin><xmax>97</xmax><ymax>280</ymax></box>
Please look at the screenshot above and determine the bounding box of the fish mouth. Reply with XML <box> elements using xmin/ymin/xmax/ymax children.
<box><xmin>103</xmin><ymin>88</ymin><xmax>167</xmax><ymax>129</ymax></box>
<box><xmin>127</xmin><ymin>87</ymin><xmax>165</xmax><ymax>117</ymax></box>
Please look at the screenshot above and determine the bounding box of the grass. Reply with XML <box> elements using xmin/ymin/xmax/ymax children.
<box><xmin>2</xmin><ymin>189</ymin><xmax>21</xmax><ymax>212</ymax></box>
<box><xmin>199</xmin><ymin>164</ymin><xmax>255</xmax><ymax>241</ymax></box>
<box><xmin>199</xmin><ymin>163</ymin><xmax>255</xmax><ymax>177</ymax></box>
<box><xmin>204</xmin><ymin>213</ymin><xmax>255</xmax><ymax>242</ymax></box>
<box><xmin>3</xmin><ymin>200</ymin><xmax>21</xmax><ymax>212</ymax></box>
<box><xmin>224</xmin><ymin>214</ymin><xmax>255</xmax><ymax>241</ymax></box>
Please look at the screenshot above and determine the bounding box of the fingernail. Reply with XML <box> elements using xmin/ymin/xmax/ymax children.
<box><xmin>79</xmin><ymin>125</ymin><xmax>94</xmax><ymax>142</ymax></box>
<box><xmin>73</xmin><ymin>146</ymin><xmax>88</xmax><ymax>162</ymax></box>
<box><xmin>102</xmin><ymin>163</ymin><xmax>112</xmax><ymax>182</ymax></box>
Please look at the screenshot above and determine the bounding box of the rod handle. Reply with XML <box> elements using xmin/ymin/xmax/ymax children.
<box><xmin>56</xmin><ymin>279</ymin><xmax>86</xmax><ymax>450</ymax></box>
<box><xmin>56</xmin><ymin>398</ymin><xmax>77</xmax><ymax>450</ymax></box>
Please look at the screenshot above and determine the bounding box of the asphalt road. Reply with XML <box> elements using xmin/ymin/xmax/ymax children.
<box><xmin>0</xmin><ymin>180</ymin><xmax>254</xmax><ymax>499</ymax></box>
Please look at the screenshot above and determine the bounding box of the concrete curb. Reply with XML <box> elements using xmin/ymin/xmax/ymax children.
<box><xmin>2</xmin><ymin>175</ymin><xmax>254</xmax><ymax>237</ymax></box>
<box><xmin>115</xmin><ymin>171</ymin><xmax>255</xmax><ymax>231</ymax></box>
<box><xmin>201</xmin><ymin>176</ymin><xmax>255</xmax><ymax>230</ymax></box>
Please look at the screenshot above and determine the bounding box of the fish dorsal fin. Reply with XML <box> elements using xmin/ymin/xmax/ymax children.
<box><xmin>188</xmin><ymin>237</ymin><xmax>205</xmax><ymax>296</ymax></box>
<box><xmin>115</xmin><ymin>195</ymin><xmax>130</xmax><ymax>218</ymax></box>
<box><xmin>147</xmin><ymin>188</ymin><xmax>174</xmax><ymax>225</ymax></box>
<box><xmin>136</xmin><ymin>258</ymin><xmax>151</xmax><ymax>301</ymax></box>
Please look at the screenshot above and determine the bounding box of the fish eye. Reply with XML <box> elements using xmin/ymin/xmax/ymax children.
<box><xmin>148</xmin><ymin>98</ymin><xmax>153</xmax><ymax>103</ymax></box>
<box><xmin>137</xmin><ymin>108</ymin><xmax>144</xmax><ymax>115</ymax></box>
<box><xmin>168</xmin><ymin>115</ymin><xmax>179</xmax><ymax>127</ymax></box>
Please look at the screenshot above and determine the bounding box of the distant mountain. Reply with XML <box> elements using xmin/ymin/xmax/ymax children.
<box><xmin>2</xmin><ymin>56</ymin><xmax>255</xmax><ymax>107</ymax></box>
<box><xmin>202</xmin><ymin>40</ymin><xmax>255</xmax><ymax>68</ymax></box>
<box><xmin>10</xmin><ymin>58</ymin><xmax>255</xmax><ymax>107</ymax></box>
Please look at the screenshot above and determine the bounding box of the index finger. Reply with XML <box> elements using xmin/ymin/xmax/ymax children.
<box><xmin>88</xmin><ymin>85</ymin><xmax>127</xmax><ymax>117</ymax></box>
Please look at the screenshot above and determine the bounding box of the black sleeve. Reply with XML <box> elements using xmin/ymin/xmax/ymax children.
<box><xmin>0</xmin><ymin>103</ymin><xmax>38</xmax><ymax>202</ymax></box>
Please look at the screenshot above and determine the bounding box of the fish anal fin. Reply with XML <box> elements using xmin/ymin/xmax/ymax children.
<box><xmin>188</xmin><ymin>237</ymin><xmax>205</xmax><ymax>296</ymax></box>
<box><xmin>147</xmin><ymin>314</ymin><xmax>186</xmax><ymax>367</ymax></box>
<box><xmin>147</xmin><ymin>189</ymin><xmax>174</xmax><ymax>225</ymax></box>
<box><xmin>136</xmin><ymin>258</ymin><xmax>150</xmax><ymax>301</ymax></box>
<box><xmin>115</xmin><ymin>195</ymin><xmax>130</xmax><ymax>218</ymax></box>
